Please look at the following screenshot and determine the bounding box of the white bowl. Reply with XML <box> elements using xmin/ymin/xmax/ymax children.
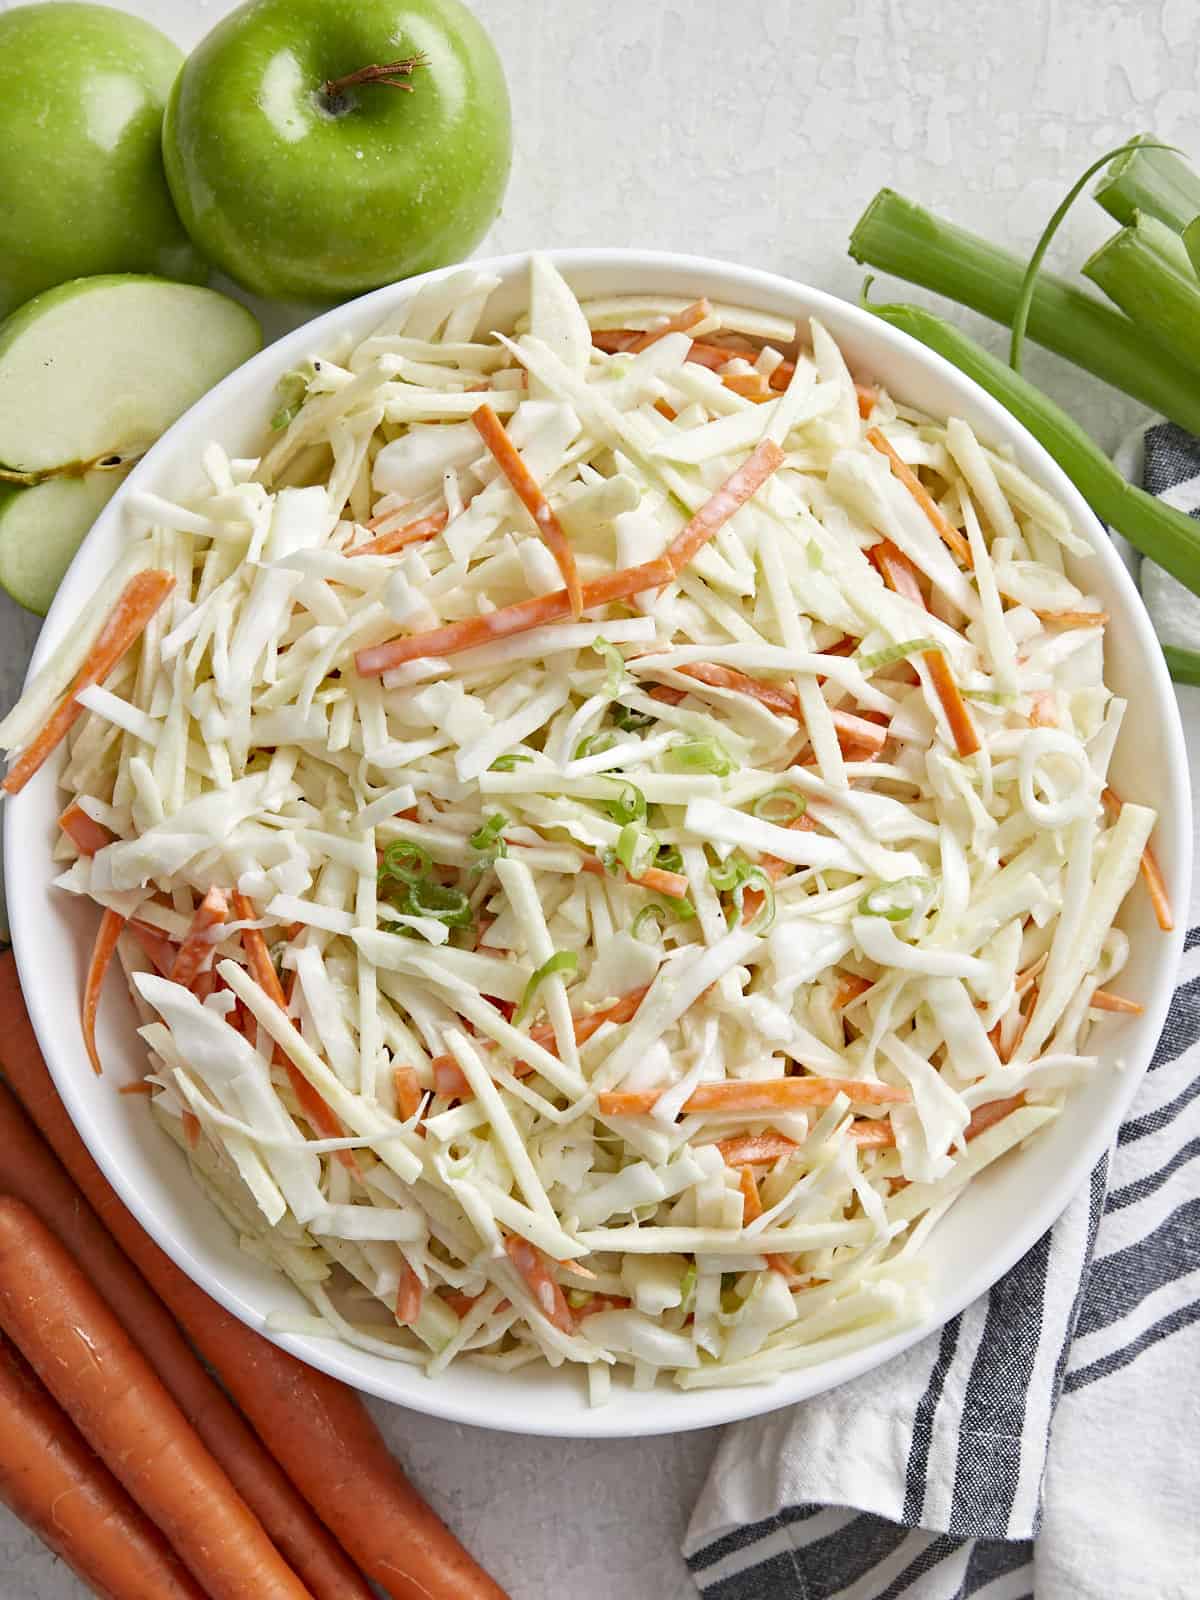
<box><xmin>6</xmin><ymin>250</ymin><xmax>1191</xmax><ymax>1438</ymax></box>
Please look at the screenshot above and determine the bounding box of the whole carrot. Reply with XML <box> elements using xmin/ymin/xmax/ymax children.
<box><xmin>0</xmin><ymin>1080</ymin><xmax>373</xmax><ymax>1600</ymax></box>
<box><xmin>0</xmin><ymin>1199</ymin><xmax>313</xmax><ymax>1600</ymax></box>
<box><xmin>0</xmin><ymin>951</ymin><xmax>509</xmax><ymax>1600</ymax></box>
<box><xmin>0</xmin><ymin>1333</ymin><xmax>206</xmax><ymax>1600</ymax></box>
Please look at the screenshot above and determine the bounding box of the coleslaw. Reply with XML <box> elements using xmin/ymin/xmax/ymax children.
<box><xmin>0</xmin><ymin>256</ymin><xmax>1167</xmax><ymax>1397</ymax></box>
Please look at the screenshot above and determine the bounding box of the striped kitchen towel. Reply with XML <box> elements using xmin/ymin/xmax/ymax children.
<box><xmin>682</xmin><ymin>430</ymin><xmax>1200</xmax><ymax>1600</ymax></box>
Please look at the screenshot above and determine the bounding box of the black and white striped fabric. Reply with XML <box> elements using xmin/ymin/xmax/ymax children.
<box><xmin>682</xmin><ymin>426</ymin><xmax>1200</xmax><ymax>1600</ymax></box>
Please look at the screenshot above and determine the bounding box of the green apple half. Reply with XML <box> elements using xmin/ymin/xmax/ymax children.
<box><xmin>0</xmin><ymin>276</ymin><xmax>261</xmax><ymax>613</ymax></box>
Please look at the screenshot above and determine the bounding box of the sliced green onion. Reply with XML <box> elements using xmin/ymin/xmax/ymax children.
<box><xmin>1095</xmin><ymin>135</ymin><xmax>1200</xmax><ymax>231</ymax></box>
<box><xmin>566</xmin><ymin>1289</ymin><xmax>593</xmax><ymax>1309</ymax></box>
<box><xmin>632</xmin><ymin>903</ymin><xmax>668</xmax><ymax>941</ymax></box>
<box><xmin>1009</xmin><ymin>139</ymin><xmax>1174</xmax><ymax>371</ymax></box>
<box><xmin>489</xmin><ymin>753</ymin><xmax>532</xmax><ymax>772</ymax></box>
<box><xmin>708</xmin><ymin>857</ymin><xmax>775</xmax><ymax>931</ymax></box>
<box><xmin>656</xmin><ymin>845</ymin><xmax>684</xmax><ymax>875</ymax></box>
<box><xmin>591</xmin><ymin>635</ymin><xmax>627</xmax><ymax>696</ymax></box>
<box><xmin>668</xmin><ymin>737</ymin><xmax>736</xmax><ymax>776</ymax></box>
<box><xmin>962</xmin><ymin>689</ymin><xmax>1017</xmax><ymax>705</ymax></box>
<box><xmin>404</xmin><ymin>879</ymin><xmax>473</xmax><ymax>926</ymax></box>
<box><xmin>752</xmin><ymin>789</ymin><xmax>807</xmax><ymax>822</ymax></box>
<box><xmin>613</xmin><ymin>704</ymin><xmax>655</xmax><ymax>732</ymax></box>
<box><xmin>379</xmin><ymin>841</ymin><xmax>431</xmax><ymax>885</ymax></box>
<box><xmin>858</xmin><ymin>876</ymin><xmax>933</xmax><ymax>922</ymax></box>
<box><xmin>849</xmin><ymin>189</ymin><xmax>1200</xmax><ymax>435</ymax></box>
<box><xmin>269</xmin><ymin>368</ymin><xmax>312</xmax><ymax>431</ymax></box>
<box><xmin>860</xmin><ymin>297</ymin><xmax>1200</xmax><ymax>599</ymax></box>
<box><xmin>856</xmin><ymin>637</ymin><xmax>937</xmax><ymax>671</ymax></box>
<box><xmin>601</xmin><ymin>779</ymin><xmax>647</xmax><ymax>825</ymax></box>
<box><xmin>679</xmin><ymin>1263</ymin><xmax>697</xmax><ymax>1309</ymax></box>
<box><xmin>469</xmin><ymin>813</ymin><xmax>509</xmax><ymax>855</ymax></box>
<box><xmin>615</xmin><ymin>822</ymin><xmax>658</xmax><ymax>878</ymax></box>
<box><xmin>1083</xmin><ymin>212</ymin><xmax>1200</xmax><ymax>373</ymax></box>
<box><xmin>515</xmin><ymin>950</ymin><xmax>579</xmax><ymax>1023</ymax></box>
<box><xmin>574</xmin><ymin>730</ymin><xmax>618</xmax><ymax>761</ymax></box>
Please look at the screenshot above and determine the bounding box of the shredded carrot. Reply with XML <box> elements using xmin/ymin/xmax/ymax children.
<box><xmin>577</xmin><ymin>1294</ymin><xmax>633</xmax><ymax>1315</ymax></box>
<box><xmin>672</xmin><ymin>663</ymin><xmax>888</xmax><ymax>755</ymax></box>
<box><xmin>721</xmin><ymin>372</ymin><xmax>772</xmax><ymax>402</ymax></box>
<box><xmin>849</xmin><ymin>1120</ymin><xmax>896</xmax><ymax>1148</ymax></box>
<box><xmin>57</xmin><ymin>802</ymin><xmax>114</xmax><ymax>857</ymax></box>
<box><xmin>1102</xmin><ymin>787</ymin><xmax>1174</xmax><ymax>931</ymax></box>
<box><xmin>834</xmin><ymin>973</ymin><xmax>874</xmax><ymax>1010</ymax></box>
<box><xmin>964</xmin><ymin>1093</ymin><xmax>1026</xmax><ymax>1141</ymax></box>
<box><xmin>1090</xmin><ymin>988</ymin><xmax>1144</xmax><ymax>1015</ymax></box>
<box><xmin>393</xmin><ymin>1066</ymin><xmax>423</xmax><ymax>1120</ymax></box>
<box><xmin>170</xmin><ymin>886</ymin><xmax>229</xmax><ymax>989</ymax></box>
<box><xmin>653</xmin><ymin>398</ymin><xmax>678</xmax><ymax>421</ymax></box>
<box><xmin>580</xmin><ymin>853</ymin><xmax>690</xmax><ymax>900</ymax></box>
<box><xmin>1034</xmin><ymin>609</ymin><xmax>1109</xmax><ymax>628</ymax></box>
<box><xmin>118</xmin><ymin>1080</ymin><xmax>155</xmax><ymax>1096</ymax></box>
<box><xmin>716</xmin><ymin>1130</ymin><xmax>798</xmax><ymax>1166</ymax></box>
<box><xmin>867</xmin><ymin>427</ymin><xmax>973</xmax><ymax>567</ymax></box>
<box><xmin>347</xmin><ymin>509</ymin><xmax>447</xmax><ymax>559</ymax></box>
<box><xmin>394</xmin><ymin>1262</ymin><xmax>423</xmax><ymax>1327</ymax></box>
<box><xmin>1014</xmin><ymin>952</ymin><xmax>1048</xmax><ymax>996</ymax></box>
<box><xmin>472</xmin><ymin>403</ymin><xmax>582</xmax><ymax>617</ymax></box>
<box><xmin>665</xmin><ymin>439</ymin><xmax>784</xmax><ymax>572</ymax></box>
<box><xmin>870</xmin><ymin>539</ymin><xmax>925</xmax><ymax>605</ymax></box>
<box><xmin>82</xmin><ymin>909</ymin><xmax>124</xmax><ymax>1077</ymax></box>
<box><xmin>230</xmin><ymin>892</ymin><xmax>287</xmax><ymax>1010</ymax></box>
<box><xmin>923</xmin><ymin>648</ymin><xmax>980</xmax><ymax>758</ymax></box>
<box><xmin>503</xmin><ymin>1237</ymin><xmax>574</xmax><ymax>1333</ymax></box>
<box><xmin>736</xmin><ymin>1166</ymin><xmax>763</xmax><ymax>1223</ymax></box>
<box><xmin>1002</xmin><ymin>984</ymin><xmax>1038</xmax><ymax>1064</ymax></box>
<box><xmin>648</xmin><ymin>684</ymin><xmax>687</xmax><ymax>705</ymax></box>
<box><xmin>765</xmin><ymin>1254</ymin><xmax>810</xmax><ymax>1285</ymax></box>
<box><xmin>181</xmin><ymin>1109</ymin><xmax>202</xmax><ymax>1150</ymax></box>
<box><xmin>626</xmin><ymin>299</ymin><xmax>711</xmax><ymax>353</ymax></box>
<box><xmin>355</xmin><ymin>555</ymin><xmax>674</xmax><ymax>675</ymax></box>
<box><xmin>125</xmin><ymin>918</ymin><xmax>178</xmax><ymax>978</ymax></box>
<box><xmin>4</xmin><ymin>571</ymin><xmax>175</xmax><ymax>795</ymax></box>
<box><xmin>599</xmin><ymin>1075</ymin><xmax>909</xmax><ymax>1118</ymax></box>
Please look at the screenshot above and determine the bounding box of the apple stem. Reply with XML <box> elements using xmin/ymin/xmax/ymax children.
<box><xmin>0</xmin><ymin>452</ymin><xmax>139</xmax><ymax>488</ymax></box>
<box><xmin>322</xmin><ymin>54</ymin><xmax>427</xmax><ymax>100</ymax></box>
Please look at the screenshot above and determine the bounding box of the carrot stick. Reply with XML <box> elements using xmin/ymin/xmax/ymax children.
<box><xmin>0</xmin><ymin>953</ymin><xmax>507</xmax><ymax>1600</ymax></box>
<box><xmin>170</xmin><ymin>885</ymin><xmax>229</xmax><ymax>989</ymax></box>
<box><xmin>667</xmin><ymin>664</ymin><xmax>885</xmax><ymax>756</ymax></box>
<box><xmin>598</xmin><ymin>1075</ymin><xmax>909</xmax><ymax>1118</ymax></box>
<box><xmin>126</xmin><ymin>918</ymin><xmax>178</xmax><ymax>977</ymax></box>
<box><xmin>1033</xmin><ymin>609</ymin><xmax>1109</xmax><ymax>628</ymax></box>
<box><xmin>664</xmin><ymin>439</ymin><xmax>784</xmax><ymax>572</ymax></box>
<box><xmin>866</xmin><ymin>426</ymin><xmax>973</xmax><ymax>567</ymax></box>
<box><xmin>716</xmin><ymin>1130</ymin><xmax>798</xmax><ymax>1166</ymax></box>
<box><xmin>834</xmin><ymin>973</ymin><xmax>874</xmax><ymax>1009</ymax></box>
<box><xmin>2</xmin><ymin>570</ymin><xmax>174</xmax><ymax>795</ymax></box>
<box><xmin>348</xmin><ymin>509</ymin><xmax>448</xmax><ymax>559</ymax></box>
<box><xmin>626</xmin><ymin>298</ymin><xmax>712</xmax><ymax>352</ymax></box>
<box><xmin>963</xmin><ymin>1093</ymin><xmax>1027</xmax><ymax>1141</ymax></box>
<box><xmin>1102</xmin><ymin>787</ymin><xmax>1174</xmax><ymax>931</ymax></box>
<box><xmin>1090</xmin><ymin>988</ymin><xmax>1144</xmax><ymax>1014</ymax></box>
<box><xmin>503</xmin><ymin>1236</ymin><xmax>574</xmax><ymax>1333</ymax></box>
<box><xmin>596</xmin><ymin>334</ymin><xmax>878</xmax><ymax>416</ymax></box>
<box><xmin>923</xmin><ymin>648</ymin><xmax>980</xmax><ymax>758</ymax></box>
<box><xmin>0</xmin><ymin>1333</ymin><xmax>207</xmax><ymax>1600</ymax></box>
<box><xmin>472</xmin><ymin>403</ymin><xmax>582</xmax><ymax>616</ymax></box>
<box><xmin>0</xmin><ymin>1199</ymin><xmax>313</xmax><ymax>1599</ymax></box>
<box><xmin>764</xmin><ymin>1254</ymin><xmax>810</xmax><ymax>1285</ymax></box>
<box><xmin>355</xmin><ymin>555</ymin><xmax>674</xmax><ymax>676</ymax></box>
<box><xmin>393</xmin><ymin>1066</ymin><xmax>423</xmax><ymax>1120</ymax></box>
<box><xmin>231</xmin><ymin>891</ymin><xmax>288</xmax><ymax>1007</ymax></box>
<box><xmin>849</xmin><ymin>1121</ymin><xmax>896</xmax><ymax>1148</ymax></box>
<box><xmin>0</xmin><ymin>1081</ymin><xmax>369</xmax><ymax>1600</ymax></box>
<box><xmin>57</xmin><ymin>801</ymin><xmax>114</xmax><ymax>856</ymax></box>
<box><xmin>632</xmin><ymin>864</ymin><xmax>691</xmax><ymax>899</ymax></box>
<box><xmin>394</xmin><ymin>1263</ymin><xmax>423</xmax><ymax>1328</ymax></box>
<box><xmin>871</xmin><ymin>538</ymin><xmax>979</xmax><ymax>756</ymax></box>
<box><xmin>736</xmin><ymin>1166</ymin><xmax>763</xmax><ymax>1223</ymax></box>
<box><xmin>721</xmin><ymin>372</ymin><xmax>772</xmax><ymax>402</ymax></box>
<box><xmin>83</xmin><ymin>907</ymin><xmax>125</xmax><ymax>1076</ymax></box>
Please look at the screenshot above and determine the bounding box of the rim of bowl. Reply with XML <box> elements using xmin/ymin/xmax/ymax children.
<box><xmin>6</xmin><ymin>248</ymin><xmax>1191</xmax><ymax>1437</ymax></box>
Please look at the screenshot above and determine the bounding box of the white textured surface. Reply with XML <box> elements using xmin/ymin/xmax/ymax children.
<box><xmin>0</xmin><ymin>2</ymin><xmax>1196</xmax><ymax>1596</ymax></box>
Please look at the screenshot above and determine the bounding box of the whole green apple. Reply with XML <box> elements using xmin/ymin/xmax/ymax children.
<box><xmin>0</xmin><ymin>3</ymin><xmax>204</xmax><ymax>320</ymax></box>
<box><xmin>163</xmin><ymin>0</ymin><xmax>512</xmax><ymax>302</ymax></box>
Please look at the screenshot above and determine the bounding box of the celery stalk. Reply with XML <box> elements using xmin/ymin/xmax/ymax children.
<box><xmin>1162</xmin><ymin>645</ymin><xmax>1200</xmax><ymax>687</ymax></box>
<box><xmin>1083</xmin><ymin>214</ymin><xmax>1200</xmax><ymax>373</ymax></box>
<box><xmin>1183</xmin><ymin>215</ymin><xmax>1200</xmax><ymax>280</ymax></box>
<box><xmin>1094</xmin><ymin>137</ymin><xmax>1200</xmax><ymax>232</ymax></box>
<box><xmin>862</xmin><ymin>297</ymin><xmax>1200</xmax><ymax>609</ymax></box>
<box><xmin>849</xmin><ymin>190</ymin><xmax>1200</xmax><ymax>435</ymax></box>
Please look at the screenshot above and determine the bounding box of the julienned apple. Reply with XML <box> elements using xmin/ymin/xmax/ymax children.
<box><xmin>163</xmin><ymin>0</ymin><xmax>512</xmax><ymax>302</ymax></box>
